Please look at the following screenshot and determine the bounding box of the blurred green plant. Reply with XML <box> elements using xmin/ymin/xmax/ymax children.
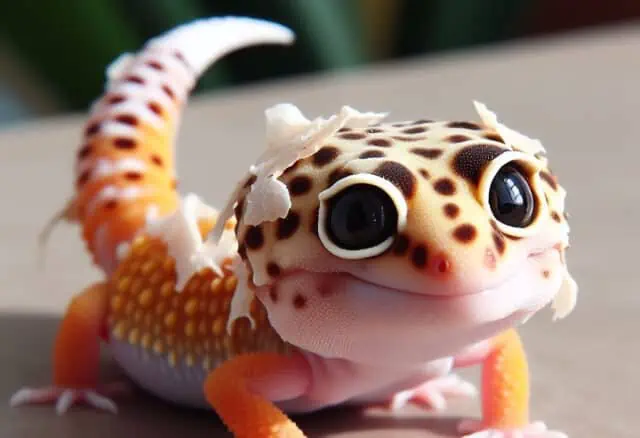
<box><xmin>0</xmin><ymin>0</ymin><xmax>533</xmax><ymax>115</ymax></box>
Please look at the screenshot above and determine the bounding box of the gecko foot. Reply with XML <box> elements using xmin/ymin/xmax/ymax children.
<box><xmin>458</xmin><ymin>419</ymin><xmax>568</xmax><ymax>438</ymax></box>
<box><xmin>9</xmin><ymin>381</ymin><xmax>131</xmax><ymax>415</ymax></box>
<box><xmin>386</xmin><ymin>374</ymin><xmax>477</xmax><ymax>412</ymax></box>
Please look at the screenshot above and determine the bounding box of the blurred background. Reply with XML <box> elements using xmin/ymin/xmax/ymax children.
<box><xmin>0</xmin><ymin>0</ymin><xmax>638</xmax><ymax>128</ymax></box>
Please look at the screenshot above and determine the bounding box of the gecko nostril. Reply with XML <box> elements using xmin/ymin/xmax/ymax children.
<box><xmin>431</xmin><ymin>254</ymin><xmax>452</xmax><ymax>276</ymax></box>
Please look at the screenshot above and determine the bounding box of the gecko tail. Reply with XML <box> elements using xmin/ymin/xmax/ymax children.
<box><xmin>57</xmin><ymin>16</ymin><xmax>295</xmax><ymax>275</ymax></box>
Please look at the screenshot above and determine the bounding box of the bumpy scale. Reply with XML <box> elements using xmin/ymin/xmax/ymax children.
<box><xmin>11</xmin><ymin>16</ymin><xmax>577</xmax><ymax>438</ymax></box>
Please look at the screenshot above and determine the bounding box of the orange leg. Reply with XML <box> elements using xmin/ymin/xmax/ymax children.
<box><xmin>10</xmin><ymin>283</ymin><xmax>126</xmax><ymax>414</ymax></box>
<box><xmin>204</xmin><ymin>352</ymin><xmax>311</xmax><ymax>438</ymax></box>
<box><xmin>458</xmin><ymin>329</ymin><xmax>566</xmax><ymax>437</ymax></box>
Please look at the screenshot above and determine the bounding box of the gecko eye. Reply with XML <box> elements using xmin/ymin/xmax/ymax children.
<box><xmin>488</xmin><ymin>165</ymin><xmax>535</xmax><ymax>228</ymax></box>
<box><xmin>318</xmin><ymin>174</ymin><xmax>408</xmax><ymax>259</ymax></box>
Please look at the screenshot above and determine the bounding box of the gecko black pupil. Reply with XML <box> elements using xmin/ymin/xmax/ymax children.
<box><xmin>326</xmin><ymin>184</ymin><xmax>397</xmax><ymax>251</ymax></box>
<box><xmin>489</xmin><ymin>165</ymin><xmax>535</xmax><ymax>228</ymax></box>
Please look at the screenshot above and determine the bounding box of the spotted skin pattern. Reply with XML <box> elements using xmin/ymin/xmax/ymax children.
<box><xmin>11</xmin><ymin>16</ymin><xmax>576</xmax><ymax>438</ymax></box>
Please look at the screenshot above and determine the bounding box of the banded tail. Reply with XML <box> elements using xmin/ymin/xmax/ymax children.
<box><xmin>49</xmin><ymin>17</ymin><xmax>295</xmax><ymax>274</ymax></box>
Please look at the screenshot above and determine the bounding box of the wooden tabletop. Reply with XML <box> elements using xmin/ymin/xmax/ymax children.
<box><xmin>1</xmin><ymin>22</ymin><xmax>638</xmax><ymax>437</ymax></box>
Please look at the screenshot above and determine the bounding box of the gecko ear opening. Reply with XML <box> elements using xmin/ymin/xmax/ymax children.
<box><xmin>317</xmin><ymin>174</ymin><xmax>408</xmax><ymax>260</ymax></box>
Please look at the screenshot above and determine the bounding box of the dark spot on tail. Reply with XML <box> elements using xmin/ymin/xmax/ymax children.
<box><xmin>402</xmin><ymin>126</ymin><xmax>427</xmax><ymax>134</ymax></box>
<box><xmin>359</xmin><ymin>150</ymin><xmax>386</xmax><ymax>159</ymax></box>
<box><xmin>147</xmin><ymin>101</ymin><xmax>163</xmax><ymax>116</ymax></box>
<box><xmin>162</xmin><ymin>84</ymin><xmax>176</xmax><ymax>100</ymax></box>
<box><xmin>85</xmin><ymin>122</ymin><xmax>101</xmax><ymax>137</ymax></box>
<box><xmin>77</xmin><ymin>144</ymin><xmax>92</xmax><ymax>160</ymax></box>
<box><xmin>113</xmin><ymin>138</ymin><xmax>136</xmax><ymax>149</ymax></box>
<box><xmin>106</xmin><ymin>94</ymin><xmax>126</xmax><ymax>105</ymax></box>
<box><xmin>115</xmin><ymin>114</ymin><xmax>139</xmax><ymax>126</ymax></box>
<box><xmin>145</xmin><ymin>60</ymin><xmax>164</xmax><ymax>71</ymax></box>
<box><xmin>124</xmin><ymin>171</ymin><xmax>143</xmax><ymax>181</ymax></box>
<box><xmin>151</xmin><ymin>154</ymin><xmax>164</xmax><ymax>167</ymax></box>
<box><xmin>125</xmin><ymin>75</ymin><xmax>145</xmax><ymax>85</ymax></box>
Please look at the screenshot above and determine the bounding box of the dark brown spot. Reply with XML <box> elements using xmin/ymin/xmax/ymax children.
<box><xmin>367</xmin><ymin>138</ymin><xmax>392</xmax><ymax>147</ymax></box>
<box><xmin>411</xmin><ymin>148</ymin><xmax>443</xmax><ymax>159</ymax></box>
<box><xmin>125</xmin><ymin>75</ymin><xmax>145</xmax><ymax>85</ymax></box>
<box><xmin>76</xmin><ymin>170</ymin><xmax>91</xmax><ymax>187</ymax></box>
<box><xmin>293</xmin><ymin>294</ymin><xmax>307</xmax><ymax>309</ymax></box>
<box><xmin>392</xmin><ymin>136</ymin><xmax>427</xmax><ymax>142</ymax></box>
<box><xmin>114</xmin><ymin>114</ymin><xmax>139</xmax><ymax>126</ymax></box>
<box><xmin>243</xmin><ymin>174</ymin><xmax>257</xmax><ymax>188</ymax></box>
<box><xmin>147</xmin><ymin>101</ymin><xmax>163</xmax><ymax>116</ymax></box>
<box><xmin>413</xmin><ymin>119</ymin><xmax>433</xmax><ymax>125</ymax></box>
<box><xmin>77</xmin><ymin>144</ymin><xmax>92</xmax><ymax>160</ymax></box>
<box><xmin>359</xmin><ymin>150</ymin><xmax>386</xmax><ymax>159</ymax></box>
<box><xmin>446</xmin><ymin>134</ymin><xmax>471</xmax><ymax>143</ymax></box>
<box><xmin>542</xmin><ymin>270</ymin><xmax>550</xmax><ymax>279</ymax></box>
<box><xmin>269</xmin><ymin>286</ymin><xmax>278</xmax><ymax>302</ymax></box>
<box><xmin>484</xmin><ymin>132</ymin><xmax>503</xmax><ymax>142</ymax></box>
<box><xmin>106</xmin><ymin>94</ymin><xmax>126</xmax><ymax>105</ymax></box>
<box><xmin>277</xmin><ymin>211</ymin><xmax>300</xmax><ymax>240</ymax></box>
<box><xmin>288</xmin><ymin>175</ymin><xmax>313</xmax><ymax>196</ymax></box>
<box><xmin>448</xmin><ymin>121</ymin><xmax>481</xmax><ymax>130</ymax></box>
<box><xmin>373</xmin><ymin>161</ymin><xmax>416</xmax><ymax>198</ymax></box>
<box><xmin>443</xmin><ymin>203</ymin><xmax>460</xmax><ymax>219</ymax></box>
<box><xmin>540</xmin><ymin>171</ymin><xmax>558</xmax><ymax>190</ymax></box>
<box><xmin>337</xmin><ymin>127</ymin><xmax>351</xmax><ymax>133</ymax></box>
<box><xmin>402</xmin><ymin>126</ymin><xmax>427</xmax><ymax>134</ymax></box>
<box><xmin>367</xmin><ymin>128</ymin><xmax>383</xmax><ymax>134</ymax></box>
<box><xmin>267</xmin><ymin>262</ymin><xmax>281</xmax><ymax>277</ymax></box>
<box><xmin>392</xmin><ymin>234</ymin><xmax>410</xmax><ymax>256</ymax></box>
<box><xmin>145</xmin><ymin>60</ymin><xmax>164</xmax><ymax>71</ymax></box>
<box><xmin>113</xmin><ymin>137</ymin><xmax>136</xmax><ymax>149</ymax></box>
<box><xmin>551</xmin><ymin>211</ymin><xmax>562</xmax><ymax>223</ymax></box>
<box><xmin>104</xmin><ymin>199</ymin><xmax>118</xmax><ymax>210</ymax></box>
<box><xmin>312</xmin><ymin>146</ymin><xmax>340</xmax><ymax>167</ymax></box>
<box><xmin>151</xmin><ymin>154</ymin><xmax>164</xmax><ymax>167</ymax></box>
<box><xmin>392</xmin><ymin>122</ymin><xmax>409</xmax><ymax>128</ymax></box>
<box><xmin>124</xmin><ymin>171</ymin><xmax>143</xmax><ymax>181</ymax></box>
<box><xmin>433</xmin><ymin>178</ymin><xmax>456</xmax><ymax>196</ymax></box>
<box><xmin>339</xmin><ymin>132</ymin><xmax>366</xmax><ymax>140</ymax></box>
<box><xmin>419</xmin><ymin>169</ymin><xmax>430</xmax><ymax>179</ymax></box>
<box><xmin>453</xmin><ymin>224</ymin><xmax>477</xmax><ymax>243</ymax></box>
<box><xmin>327</xmin><ymin>168</ymin><xmax>353</xmax><ymax>186</ymax></box>
<box><xmin>244</xmin><ymin>225</ymin><xmax>264</xmax><ymax>250</ymax></box>
<box><xmin>85</xmin><ymin>122</ymin><xmax>100</xmax><ymax>137</ymax></box>
<box><xmin>411</xmin><ymin>245</ymin><xmax>428</xmax><ymax>268</ymax></box>
<box><xmin>162</xmin><ymin>84</ymin><xmax>176</xmax><ymax>100</ymax></box>
<box><xmin>493</xmin><ymin>232</ymin><xmax>506</xmax><ymax>255</ymax></box>
<box><xmin>453</xmin><ymin>144</ymin><xmax>506</xmax><ymax>186</ymax></box>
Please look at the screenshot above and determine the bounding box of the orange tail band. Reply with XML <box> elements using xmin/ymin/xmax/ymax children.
<box><xmin>64</xmin><ymin>16</ymin><xmax>295</xmax><ymax>274</ymax></box>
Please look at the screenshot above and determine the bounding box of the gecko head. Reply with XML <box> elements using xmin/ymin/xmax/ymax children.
<box><xmin>230</xmin><ymin>102</ymin><xmax>577</xmax><ymax>366</ymax></box>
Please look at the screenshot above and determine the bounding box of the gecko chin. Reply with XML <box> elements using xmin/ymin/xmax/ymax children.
<box><xmin>255</xmin><ymin>245</ymin><xmax>564</xmax><ymax>367</ymax></box>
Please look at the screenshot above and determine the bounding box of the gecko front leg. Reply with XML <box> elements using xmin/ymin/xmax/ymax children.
<box><xmin>10</xmin><ymin>283</ymin><xmax>129</xmax><ymax>414</ymax></box>
<box><xmin>456</xmin><ymin>329</ymin><xmax>568</xmax><ymax>438</ymax></box>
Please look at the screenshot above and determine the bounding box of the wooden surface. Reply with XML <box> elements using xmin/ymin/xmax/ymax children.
<box><xmin>1</xmin><ymin>22</ymin><xmax>638</xmax><ymax>437</ymax></box>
